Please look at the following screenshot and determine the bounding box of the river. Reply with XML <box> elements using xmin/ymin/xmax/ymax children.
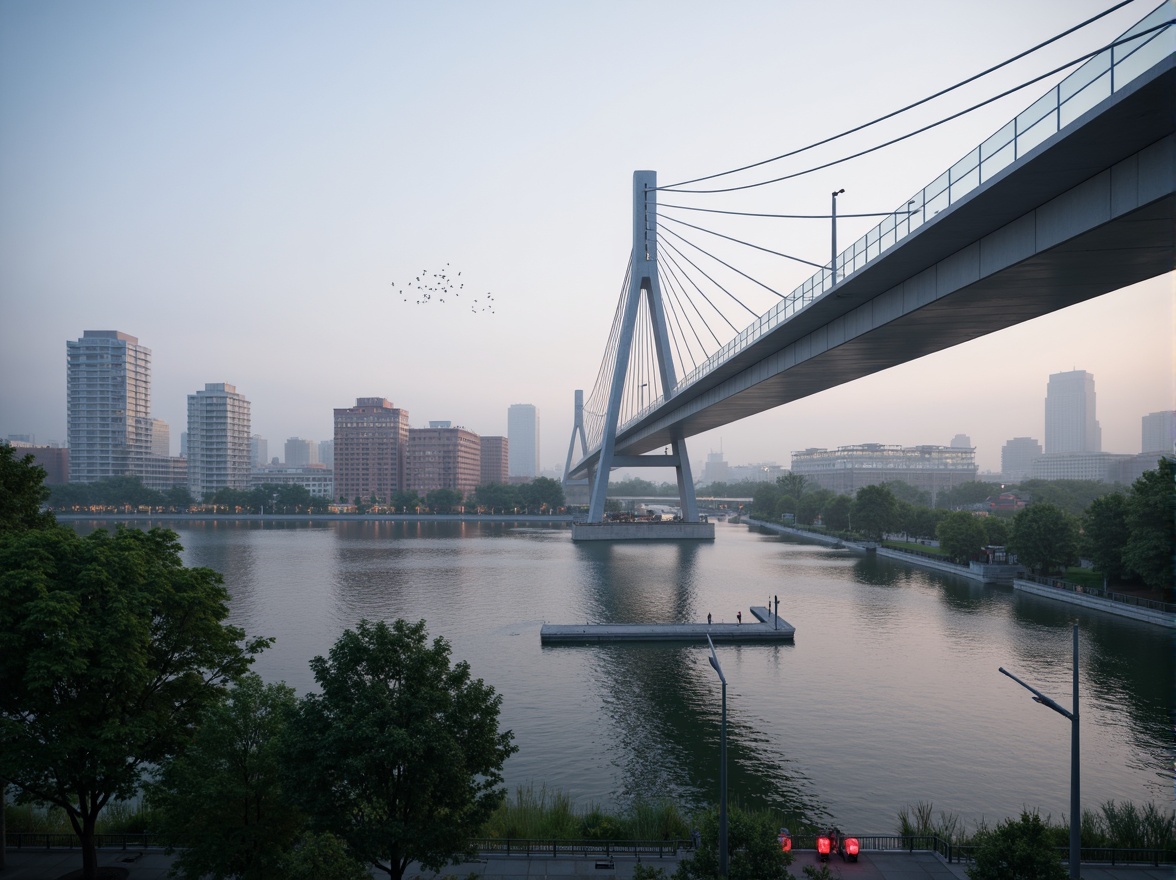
<box><xmin>73</xmin><ymin>518</ymin><xmax>1174</xmax><ymax>833</ymax></box>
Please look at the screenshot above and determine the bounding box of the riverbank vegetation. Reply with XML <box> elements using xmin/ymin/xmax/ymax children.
<box><xmin>747</xmin><ymin>461</ymin><xmax>1174</xmax><ymax>597</ymax></box>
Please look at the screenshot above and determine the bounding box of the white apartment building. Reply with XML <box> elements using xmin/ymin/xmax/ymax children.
<box><xmin>66</xmin><ymin>330</ymin><xmax>153</xmax><ymax>483</ymax></box>
<box><xmin>187</xmin><ymin>383</ymin><xmax>252</xmax><ymax>499</ymax></box>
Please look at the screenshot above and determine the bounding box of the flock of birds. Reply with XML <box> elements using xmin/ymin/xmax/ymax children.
<box><xmin>391</xmin><ymin>263</ymin><xmax>496</xmax><ymax>314</ymax></box>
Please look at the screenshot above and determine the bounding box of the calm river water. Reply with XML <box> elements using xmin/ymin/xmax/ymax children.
<box><xmin>76</xmin><ymin>518</ymin><xmax>1173</xmax><ymax>832</ymax></box>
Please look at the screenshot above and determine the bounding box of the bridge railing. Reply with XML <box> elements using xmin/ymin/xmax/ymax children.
<box><xmin>664</xmin><ymin>4</ymin><xmax>1173</xmax><ymax>407</ymax></box>
<box><xmin>1021</xmin><ymin>573</ymin><xmax>1176</xmax><ymax>614</ymax></box>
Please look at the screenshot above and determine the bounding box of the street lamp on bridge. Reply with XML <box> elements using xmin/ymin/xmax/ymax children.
<box><xmin>999</xmin><ymin>623</ymin><xmax>1080</xmax><ymax>880</ymax></box>
<box><xmin>831</xmin><ymin>188</ymin><xmax>845</xmax><ymax>283</ymax></box>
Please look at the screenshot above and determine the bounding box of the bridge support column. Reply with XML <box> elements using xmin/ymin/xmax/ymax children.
<box><xmin>578</xmin><ymin>170</ymin><xmax>703</xmax><ymax>525</ymax></box>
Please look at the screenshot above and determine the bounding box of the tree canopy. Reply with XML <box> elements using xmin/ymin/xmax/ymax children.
<box><xmin>0</xmin><ymin>445</ymin><xmax>54</xmax><ymax>532</ymax></box>
<box><xmin>966</xmin><ymin>811</ymin><xmax>1066</xmax><ymax>880</ymax></box>
<box><xmin>0</xmin><ymin>525</ymin><xmax>268</xmax><ymax>879</ymax></box>
<box><xmin>1009</xmin><ymin>503</ymin><xmax>1078</xmax><ymax>575</ymax></box>
<box><xmin>1121</xmin><ymin>458</ymin><xmax>1174</xmax><ymax>593</ymax></box>
<box><xmin>937</xmin><ymin>511</ymin><xmax>989</xmax><ymax>563</ymax></box>
<box><xmin>285</xmin><ymin>619</ymin><xmax>517</xmax><ymax>879</ymax></box>
<box><xmin>852</xmin><ymin>484</ymin><xmax>898</xmax><ymax>541</ymax></box>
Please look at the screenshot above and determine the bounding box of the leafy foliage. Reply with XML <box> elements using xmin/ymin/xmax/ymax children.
<box><xmin>1011</xmin><ymin>479</ymin><xmax>1118</xmax><ymax>517</ymax></box>
<box><xmin>673</xmin><ymin>803</ymin><xmax>793</xmax><ymax>880</ymax></box>
<box><xmin>1009</xmin><ymin>503</ymin><xmax>1078</xmax><ymax>575</ymax></box>
<box><xmin>0</xmin><ymin>445</ymin><xmax>55</xmax><ymax>532</ymax></box>
<box><xmin>966</xmin><ymin>811</ymin><xmax>1067</xmax><ymax>880</ymax></box>
<box><xmin>285</xmin><ymin>619</ymin><xmax>517</xmax><ymax>879</ymax></box>
<box><xmin>47</xmin><ymin>475</ymin><xmax>194</xmax><ymax>511</ymax></box>
<box><xmin>852</xmin><ymin>484</ymin><xmax>898</xmax><ymax>541</ymax></box>
<box><xmin>0</xmin><ymin>525</ymin><xmax>267</xmax><ymax>879</ymax></box>
<box><xmin>1121</xmin><ymin>458</ymin><xmax>1174</xmax><ymax>593</ymax></box>
<box><xmin>936</xmin><ymin>511</ymin><xmax>988</xmax><ymax>564</ymax></box>
<box><xmin>148</xmin><ymin>673</ymin><xmax>302</xmax><ymax>879</ymax></box>
<box><xmin>1082</xmin><ymin>492</ymin><xmax>1129</xmax><ymax>582</ymax></box>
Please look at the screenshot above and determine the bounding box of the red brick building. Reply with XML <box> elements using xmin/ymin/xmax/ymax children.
<box><xmin>333</xmin><ymin>398</ymin><xmax>408</xmax><ymax>503</ymax></box>
<box><xmin>479</xmin><ymin>436</ymin><xmax>508</xmax><ymax>486</ymax></box>
<box><xmin>407</xmin><ymin>426</ymin><xmax>481</xmax><ymax>498</ymax></box>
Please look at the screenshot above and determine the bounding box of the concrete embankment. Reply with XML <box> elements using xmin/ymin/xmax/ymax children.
<box><xmin>1013</xmin><ymin>579</ymin><xmax>1175</xmax><ymax>628</ymax></box>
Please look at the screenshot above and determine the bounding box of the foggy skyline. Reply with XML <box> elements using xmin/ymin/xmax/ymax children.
<box><xmin>2</xmin><ymin>1</ymin><xmax>1171</xmax><ymax>476</ymax></box>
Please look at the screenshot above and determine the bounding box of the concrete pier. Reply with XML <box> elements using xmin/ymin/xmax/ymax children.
<box><xmin>540</xmin><ymin>606</ymin><xmax>794</xmax><ymax>644</ymax></box>
<box><xmin>570</xmin><ymin>521</ymin><xmax>715</xmax><ymax>541</ymax></box>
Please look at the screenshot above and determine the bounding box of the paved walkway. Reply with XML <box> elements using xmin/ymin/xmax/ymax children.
<box><xmin>1</xmin><ymin>848</ymin><xmax>1171</xmax><ymax>880</ymax></box>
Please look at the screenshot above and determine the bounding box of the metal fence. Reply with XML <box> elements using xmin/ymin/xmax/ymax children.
<box><xmin>469</xmin><ymin>837</ymin><xmax>689</xmax><ymax>858</ymax></box>
<box><xmin>1023</xmin><ymin>574</ymin><xmax>1176</xmax><ymax>615</ymax></box>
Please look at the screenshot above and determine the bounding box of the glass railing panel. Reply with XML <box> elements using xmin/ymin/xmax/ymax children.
<box><xmin>950</xmin><ymin>148</ymin><xmax>981</xmax><ymax>200</ymax></box>
<box><xmin>1015</xmin><ymin>98</ymin><xmax>1057</xmax><ymax>157</ymax></box>
<box><xmin>979</xmin><ymin>121</ymin><xmax>1017</xmax><ymax>182</ymax></box>
<box><xmin>1059</xmin><ymin>53</ymin><xmax>1111</xmax><ymax>126</ymax></box>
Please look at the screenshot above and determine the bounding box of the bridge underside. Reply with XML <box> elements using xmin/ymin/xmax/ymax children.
<box><xmin>571</xmin><ymin>57</ymin><xmax>1174</xmax><ymax>476</ymax></box>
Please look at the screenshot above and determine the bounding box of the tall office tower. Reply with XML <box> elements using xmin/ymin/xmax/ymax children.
<box><xmin>151</xmin><ymin>419</ymin><xmax>171</xmax><ymax>458</ymax></box>
<box><xmin>1044</xmin><ymin>370</ymin><xmax>1101</xmax><ymax>454</ymax></box>
<box><xmin>1001</xmin><ymin>437</ymin><xmax>1043</xmax><ymax>482</ymax></box>
<box><xmin>407</xmin><ymin>425</ymin><xmax>481</xmax><ymax>497</ymax></box>
<box><xmin>66</xmin><ymin>330</ymin><xmax>153</xmax><ymax>483</ymax></box>
<box><xmin>250</xmin><ymin>435</ymin><xmax>268</xmax><ymax>467</ymax></box>
<box><xmin>318</xmin><ymin>440</ymin><xmax>334</xmax><ymax>469</ymax></box>
<box><xmin>187</xmin><ymin>383</ymin><xmax>252</xmax><ymax>500</ymax></box>
<box><xmin>1141</xmin><ymin>410</ymin><xmax>1176</xmax><ymax>454</ymax></box>
<box><xmin>507</xmin><ymin>404</ymin><xmax>539</xmax><ymax>478</ymax></box>
<box><xmin>284</xmin><ymin>437</ymin><xmax>318</xmax><ymax>467</ymax></box>
<box><xmin>333</xmin><ymin>397</ymin><xmax>408</xmax><ymax>504</ymax></box>
<box><xmin>480</xmin><ymin>436</ymin><xmax>508</xmax><ymax>485</ymax></box>
<box><xmin>950</xmin><ymin>433</ymin><xmax>972</xmax><ymax>449</ymax></box>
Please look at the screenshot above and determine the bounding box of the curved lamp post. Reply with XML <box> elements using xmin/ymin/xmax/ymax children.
<box><xmin>999</xmin><ymin>623</ymin><xmax>1080</xmax><ymax>880</ymax></box>
<box><xmin>707</xmin><ymin>634</ymin><xmax>728</xmax><ymax>878</ymax></box>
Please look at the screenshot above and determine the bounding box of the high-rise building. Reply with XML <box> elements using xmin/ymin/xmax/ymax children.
<box><xmin>702</xmin><ymin>450</ymin><xmax>730</xmax><ymax>485</ymax></box>
<box><xmin>407</xmin><ymin>425</ymin><xmax>481</xmax><ymax>497</ymax></box>
<box><xmin>950</xmin><ymin>433</ymin><xmax>971</xmax><ymax>449</ymax></box>
<box><xmin>1045</xmin><ymin>370</ymin><xmax>1101</xmax><ymax>454</ymax></box>
<box><xmin>317</xmin><ymin>440</ymin><xmax>334</xmax><ymax>469</ymax></box>
<box><xmin>507</xmin><ymin>404</ymin><xmax>539</xmax><ymax>479</ymax></box>
<box><xmin>1001</xmin><ymin>437</ymin><xmax>1043</xmax><ymax>482</ymax></box>
<box><xmin>187</xmin><ymin>383</ymin><xmax>252</xmax><ymax>499</ymax></box>
<box><xmin>284</xmin><ymin>437</ymin><xmax>318</xmax><ymax>467</ymax></box>
<box><xmin>250</xmin><ymin>435</ymin><xmax>268</xmax><ymax>467</ymax></box>
<box><xmin>66</xmin><ymin>330</ymin><xmax>152</xmax><ymax>483</ymax></box>
<box><xmin>151</xmin><ymin>419</ymin><xmax>171</xmax><ymax>458</ymax></box>
<box><xmin>479</xmin><ymin>436</ymin><xmax>508</xmax><ymax>485</ymax></box>
<box><xmin>333</xmin><ymin>397</ymin><xmax>409</xmax><ymax>503</ymax></box>
<box><xmin>1141</xmin><ymin>410</ymin><xmax>1176</xmax><ymax>454</ymax></box>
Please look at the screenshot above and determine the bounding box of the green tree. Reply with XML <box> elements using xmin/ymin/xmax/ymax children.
<box><xmin>823</xmin><ymin>494</ymin><xmax>852</xmax><ymax>531</ymax></box>
<box><xmin>935</xmin><ymin>481</ymin><xmax>1004</xmax><ymax>510</ymax></box>
<box><xmin>966</xmin><ymin>811</ymin><xmax>1066</xmax><ymax>880</ymax></box>
<box><xmin>283</xmin><ymin>832</ymin><xmax>370</xmax><ymax>880</ymax></box>
<box><xmin>673</xmin><ymin>804</ymin><xmax>792</xmax><ymax>880</ymax></box>
<box><xmin>0</xmin><ymin>526</ymin><xmax>268</xmax><ymax>880</ymax></box>
<box><xmin>852</xmin><ymin>484</ymin><xmax>898</xmax><ymax>541</ymax></box>
<box><xmin>883</xmin><ymin>480</ymin><xmax>931</xmax><ymax>507</ymax></box>
<box><xmin>1009</xmin><ymin>503</ymin><xmax>1079</xmax><ymax>575</ymax></box>
<box><xmin>936</xmin><ymin>511</ymin><xmax>987</xmax><ymax>563</ymax></box>
<box><xmin>1082</xmin><ymin>492</ymin><xmax>1129</xmax><ymax>582</ymax></box>
<box><xmin>149</xmin><ymin>673</ymin><xmax>302</xmax><ymax>880</ymax></box>
<box><xmin>426</xmin><ymin>487</ymin><xmax>463</xmax><ymax>513</ymax></box>
<box><xmin>285</xmin><ymin>619</ymin><xmax>517</xmax><ymax>879</ymax></box>
<box><xmin>390</xmin><ymin>489</ymin><xmax>423</xmax><ymax>513</ymax></box>
<box><xmin>982</xmin><ymin>516</ymin><xmax>1010</xmax><ymax>547</ymax></box>
<box><xmin>524</xmin><ymin>476</ymin><xmax>566</xmax><ymax>511</ymax></box>
<box><xmin>1012</xmin><ymin>479</ymin><xmax>1118</xmax><ymax>516</ymax></box>
<box><xmin>0</xmin><ymin>445</ymin><xmax>54</xmax><ymax>532</ymax></box>
<box><xmin>751</xmin><ymin>482</ymin><xmax>782</xmax><ymax>518</ymax></box>
<box><xmin>776</xmin><ymin>471</ymin><xmax>807</xmax><ymax>499</ymax></box>
<box><xmin>797</xmin><ymin>489</ymin><xmax>834</xmax><ymax>526</ymax></box>
<box><xmin>1121</xmin><ymin>459</ymin><xmax>1175</xmax><ymax>594</ymax></box>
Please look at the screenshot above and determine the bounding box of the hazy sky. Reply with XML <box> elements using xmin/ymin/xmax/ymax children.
<box><xmin>2</xmin><ymin>0</ymin><xmax>1171</xmax><ymax>476</ymax></box>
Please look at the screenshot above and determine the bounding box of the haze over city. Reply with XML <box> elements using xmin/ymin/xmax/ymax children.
<box><xmin>2</xmin><ymin>1</ymin><xmax>1171</xmax><ymax>475</ymax></box>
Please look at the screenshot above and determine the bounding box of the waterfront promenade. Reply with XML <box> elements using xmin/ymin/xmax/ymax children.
<box><xmin>3</xmin><ymin>847</ymin><xmax>1170</xmax><ymax>880</ymax></box>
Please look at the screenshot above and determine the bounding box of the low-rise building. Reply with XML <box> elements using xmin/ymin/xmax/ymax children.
<box><xmin>251</xmin><ymin>464</ymin><xmax>334</xmax><ymax>498</ymax></box>
<box><xmin>791</xmin><ymin>443</ymin><xmax>978</xmax><ymax>501</ymax></box>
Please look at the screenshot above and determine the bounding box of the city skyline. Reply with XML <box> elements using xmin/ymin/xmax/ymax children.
<box><xmin>2</xmin><ymin>2</ymin><xmax>1171</xmax><ymax>475</ymax></box>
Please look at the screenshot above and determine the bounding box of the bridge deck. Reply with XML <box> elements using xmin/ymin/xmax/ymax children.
<box><xmin>540</xmin><ymin>606</ymin><xmax>795</xmax><ymax>643</ymax></box>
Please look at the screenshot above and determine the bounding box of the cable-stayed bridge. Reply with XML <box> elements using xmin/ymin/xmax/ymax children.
<box><xmin>565</xmin><ymin>3</ymin><xmax>1174</xmax><ymax>529</ymax></box>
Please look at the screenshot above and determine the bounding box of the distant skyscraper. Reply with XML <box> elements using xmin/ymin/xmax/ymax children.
<box><xmin>187</xmin><ymin>383</ymin><xmax>251</xmax><ymax>499</ymax></box>
<box><xmin>151</xmin><ymin>419</ymin><xmax>171</xmax><ymax>458</ymax></box>
<box><xmin>1045</xmin><ymin>370</ymin><xmax>1101</xmax><ymax>454</ymax></box>
<box><xmin>950</xmin><ymin>433</ymin><xmax>971</xmax><ymax>449</ymax></box>
<box><xmin>333</xmin><ymin>397</ymin><xmax>408</xmax><ymax>503</ymax></box>
<box><xmin>480</xmin><ymin>436</ymin><xmax>508</xmax><ymax>485</ymax></box>
<box><xmin>318</xmin><ymin>439</ymin><xmax>334</xmax><ymax>469</ymax></box>
<box><xmin>284</xmin><ymin>437</ymin><xmax>318</xmax><ymax>467</ymax></box>
<box><xmin>507</xmin><ymin>404</ymin><xmax>539</xmax><ymax>478</ymax></box>
<box><xmin>66</xmin><ymin>330</ymin><xmax>152</xmax><ymax>483</ymax></box>
<box><xmin>250</xmin><ymin>435</ymin><xmax>268</xmax><ymax>467</ymax></box>
<box><xmin>1141</xmin><ymin>411</ymin><xmax>1175</xmax><ymax>454</ymax></box>
<box><xmin>1001</xmin><ymin>437</ymin><xmax>1042</xmax><ymax>482</ymax></box>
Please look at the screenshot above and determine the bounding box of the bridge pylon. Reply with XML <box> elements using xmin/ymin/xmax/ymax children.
<box><xmin>582</xmin><ymin>170</ymin><xmax>701</xmax><ymax>524</ymax></box>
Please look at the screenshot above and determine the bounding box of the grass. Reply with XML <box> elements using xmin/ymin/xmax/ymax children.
<box><xmin>479</xmin><ymin>783</ymin><xmax>694</xmax><ymax>841</ymax></box>
<box><xmin>882</xmin><ymin>539</ymin><xmax>949</xmax><ymax>557</ymax></box>
<box><xmin>895</xmin><ymin>800</ymin><xmax>1176</xmax><ymax>850</ymax></box>
<box><xmin>3</xmin><ymin>798</ymin><xmax>156</xmax><ymax>835</ymax></box>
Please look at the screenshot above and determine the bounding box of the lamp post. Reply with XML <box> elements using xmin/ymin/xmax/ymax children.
<box><xmin>999</xmin><ymin>623</ymin><xmax>1080</xmax><ymax>880</ymax></box>
<box><xmin>707</xmin><ymin>634</ymin><xmax>728</xmax><ymax>878</ymax></box>
<box><xmin>831</xmin><ymin>188</ymin><xmax>845</xmax><ymax>283</ymax></box>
